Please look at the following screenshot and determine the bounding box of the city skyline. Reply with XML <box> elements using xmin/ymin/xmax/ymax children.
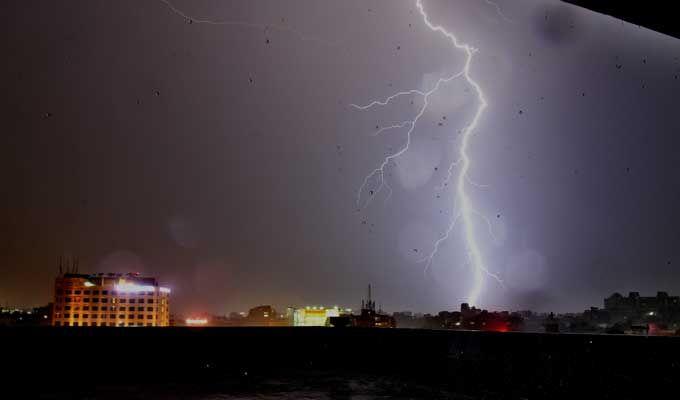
<box><xmin>3</xmin><ymin>0</ymin><xmax>680</xmax><ymax>315</ymax></box>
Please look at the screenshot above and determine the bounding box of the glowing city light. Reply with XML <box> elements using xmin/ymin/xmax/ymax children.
<box><xmin>159</xmin><ymin>287</ymin><xmax>171</xmax><ymax>294</ymax></box>
<box><xmin>186</xmin><ymin>318</ymin><xmax>208</xmax><ymax>325</ymax></box>
<box><xmin>83</xmin><ymin>281</ymin><xmax>95</xmax><ymax>287</ymax></box>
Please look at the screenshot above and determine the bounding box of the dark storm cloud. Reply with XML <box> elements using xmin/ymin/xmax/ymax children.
<box><xmin>2</xmin><ymin>0</ymin><xmax>680</xmax><ymax>314</ymax></box>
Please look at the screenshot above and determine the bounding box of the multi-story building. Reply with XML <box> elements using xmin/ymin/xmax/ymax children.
<box><xmin>52</xmin><ymin>272</ymin><xmax>171</xmax><ymax>327</ymax></box>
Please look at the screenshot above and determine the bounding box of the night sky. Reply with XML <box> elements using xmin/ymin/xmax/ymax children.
<box><xmin>2</xmin><ymin>0</ymin><xmax>680</xmax><ymax>315</ymax></box>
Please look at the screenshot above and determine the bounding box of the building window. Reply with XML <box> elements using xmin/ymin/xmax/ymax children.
<box><xmin>65</xmin><ymin>306</ymin><xmax>71</xmax><ymax>311</ymax></box>
<box><xmin>129</xmin><ymin>299</ymin><xmax>135</xmax><ymax>304</ymax></box>
<box><xmin>137</xmin><ymin>323</ymin><xmax>144</xmax><ymax>326</ymax></box>
<box><xmin>55</xmin><ymin>321</ymin><xmax>62</xmax><ymax>326</ymax></box>
<box><xmin>56</xmin><ymin>297</ymin><xmax>63</xmax><ymax>303</ymax></box>
<box><xmin>102</xmin><ymin>290</ymin><xmax>108</xmax><ymax>295</ymax></box>
<box><xmin>83</xmin><ymin>306</ymin><xmax>89</xmax><ymax>311</ymax></box>
<box><xmin>83</xmin><ymin>298</ymin><xmax>90</xmax><ymax>303</ymax></box>
<box><xmin>83</xmin><ymin>314</ymin><xmax>89</xmax><ymax>318</ymax></box>
<box><xmin>147</xmin><ymin>307</ymin><xmax>153</xmax><ymax>312</ymax></box>
<box><xmin>118</xmin><ymin>315</ymin><xmax>124</xmax><ymax>319</ymax></box>
<box><xmin>73</xmin><ymin>322</ymin><xmax>79</xmax><ymax>327</ymax></box>
<box><xmin>74</xmin><ymin>314</ymin><xmax>79</xmax><ymax>318</ymax></box>
<box><xmin>119</xmin><ymin>307</ymin><xmax>126</xmax><ymax>311</ymax></box>
<box><xmin>109</xmin><ymin>322</ymin><xmax>115</xmax><ymax>327</ymax></box>
<box><xmin>91</xmin><ymin>322</ymin><xmax>97</xmax><ymax>327</ymax></box>
<box><xmin>128</xmin><ymin>322</ymin><xmax>134</xmax><ymax>326</ymax></box>
<box><xmin>147</xmin><ymin>299</ymin><xmax>154</xmax><ymax>304</ymax></box>
<box><xmin>92</xmin><ymin>306</ymin><xmax>99</xmax><ymax>311</ymax></box>
<box><xmin>137</xmin><ymin>314</ymin><xmax>144</xmax><ymax>319</ymax></box>
<box><xmin>74</xmin><ymin>290</ymin><xmax>81</xmax><ymax>295</ymax></box>
<box><xmin>147</xmin><ymin>315</ymin><xmax>153</xmax><ymax>319</ymax></box>
<box><xmin>91</xmin><ymin>314</ymin><xmax>98</xmax><ymax>319</ymax></box>
<box><xmin>65</xmin><ymin>298</ymin><xmax>72</xmax><ymax>303</ymax></box>
<box><xmin>146</xmin><ymin>323</ymin><xmax>152</xmax><ymax>327</ymax></box>
<box><xmin>82</xmin><ymin>322</ymin><xmax>88</xmax><ymax>326</ymax></box>
<box><xmin>101</xmin><ymin>298</ymin><xmax>108</xmax><ymax>303</ymax></box>
<box><xmin>128</xmin><ymin>314</ymin><xmax>134</xmax><ymax>319</ymax></box>
<box><xmin>92</xmin><ymin>298</ymin><xmax>99</xmax><ymax>303</ymax></box>
<box><xmin>119</xmin><ymin>299</ymin><xmax>127</xmax><ymax>303</ymax></box>
<box><xmin>93</xmin><ymin>290</ymin><xmax>100</xmax><ymax>295</ymax></box>
<box><xmin>55</xmin><ymin>305</ymin><xmax>62</xmax><ymax>311</ymax></box>
<box><xmin>64</xmin><ymin>313</ymin><xmax>70</xmax><ymax>318</ymax></box>
<box><xmin>56</xmin><ymin>289</ymin><xmax>63</xmax><ymax>295</ymax></box>
<box><xmin>137</xmin><ymin>307</ymin><xmax>144</xmax><ymax>312</ymax></box>
<box><xmin>110</xmin><ymin>314</ymin><xmax>116</xmax><ymax>319</ymax></box>
<box><xmin>66</xmin><ymin>290</ymin><xmax>72</xmax><ymax>295</ymax></box>
<box><xmin>84</xmin><ymin>290</ymin><xmax>91</xmax><ymax>295</ymax></box>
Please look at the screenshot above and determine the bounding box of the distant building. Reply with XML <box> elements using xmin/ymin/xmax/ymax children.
<box><xmin>352</xmin><ymin>285</ymin><xmax>396</xmax><ymax>328</ymax></box>
<box><xmin>291</xmin><ymin>306</ymin><xmax>350</xmax><ymax>327</ymax></box>
<box><xmin>240</xmin><ymin>305</ymin><xmax>288</xmax><ymax>326</ymax></box>
<box><xmin>0</xmin><ymin>304</ymin><xmax>52</xmax><ymax>327</ymax></box>
<box><xmin>52</xmin><ymin>272</ymin><xmax>171</xmax><ymax>327</ymax></box>
<box><xmin>605</xmin><ymin>291</ymin><xmax>680</xmax><ymax>324</ymax></box>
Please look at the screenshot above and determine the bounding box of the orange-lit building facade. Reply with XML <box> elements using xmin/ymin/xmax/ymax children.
<box><xmin>52</xmin><ymin>273</ymin><xmax>170</xmax><ymax>327</ymax></box>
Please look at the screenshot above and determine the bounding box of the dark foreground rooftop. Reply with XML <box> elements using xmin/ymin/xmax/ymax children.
<box><xmin>2</xmin><ymin>327</ymin><xmax>678</xmax><ymax>399</ymax></box>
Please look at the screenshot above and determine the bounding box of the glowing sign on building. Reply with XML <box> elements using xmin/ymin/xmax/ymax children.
<box><xmin>114</xmin><ymin>282</ymin><xmax>156</xmax><ymax>293</ymax></box>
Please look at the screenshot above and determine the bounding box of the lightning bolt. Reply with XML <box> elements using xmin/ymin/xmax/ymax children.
<box><xmin>159</xmin><ymin>0</ymin><xmax>339</xmax><ymax>46</ymax></box>
<box><xmin>483</xmin><ymin>0</ymin><xmax>515</xmax><ymax>24</ymax></box>
<box><xmin>352</xmin><ymin>0</ymin><xmax>503</xmax><ymax>306</ymax></box>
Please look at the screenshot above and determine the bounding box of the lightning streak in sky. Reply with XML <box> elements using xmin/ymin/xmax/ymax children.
<box><xmin>159</xmin><ymin>0</ymin><xmax>338</xmax><ymax>46</ymax></box>
<box><xmin>352</xmin><ymin>0</ymin><xmax>503</xmax><ymax>306</ymax></box>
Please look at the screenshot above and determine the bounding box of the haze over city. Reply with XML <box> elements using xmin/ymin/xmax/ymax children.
<box><xmin>3</xmin><ymin>0</ymin><xmax>680</xmax><ymax>315</ymax></box>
